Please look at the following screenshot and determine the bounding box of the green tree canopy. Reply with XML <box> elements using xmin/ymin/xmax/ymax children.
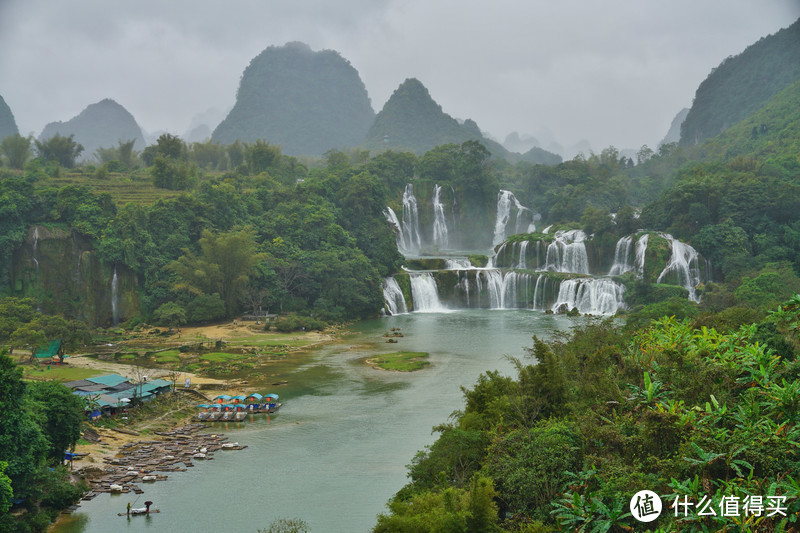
<box><xmin>34</xmin><ymin>133</ymin><xmax>84</xmax><ymax>168</ymax></box>
<box><xmin>168</xmin><ymin>227</ymin><xmax>266</xmax><ymax>316</ymax></box>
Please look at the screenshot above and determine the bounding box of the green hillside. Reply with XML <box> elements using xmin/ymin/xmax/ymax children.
<box><xmin>212</xmin><ymin>42</ymin><xmax>375</xmax><ymax>156</ymax></box>
<box><xmin>680</xmin><ymin>17</ymin><xmax>800</xmax><ymax>145</ymax></box>
<box><xmin>690</xmin><ymin>78</ymin><xmax>800</xmax><ymax>165</ymax></box>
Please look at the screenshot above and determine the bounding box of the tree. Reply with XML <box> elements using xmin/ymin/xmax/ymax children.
<box><xmin>0</xmin><ymin>461</ymin><xmax>12</xmax><ymax>513</ymax></box>
<box><xmin>9</xmin><ymin>323</ymin><xmax>46</xmax><ymax>361</ymax></box>
<box><xmin>258</xmin><ymin>518</ymin><xmax>309</xmax><ymax>533</ymax></box>
<box><xmin>247</xmin><ymin>140</ymin><xmax>282</xmax><ymax>174</ymax></box>
<box><xmin>95</xmin><ymin>139</ymin><xmax>137</xmax><ymax>169</ymax></box>
<box><xmin>0</xmin><ymin>352</ymin><xmax>48</xmax><ymax>501</ymax></box>
<box><xmin>34</xmin><ymin>133</ymin><xmax>84</xmax><ymax>168</ymax></box>
<box><xmin>26</xmin><ymin>381</ymin><xmax>85</xmax><ymax>463</ymax></box>
<box><xmin>151</xmin><ymin>154</ymin><xmax>190</xmax><ymax>190</ymax></box>
<box><xmin>0</xmin><ymin>134</ymin><xmax>31</xmax><ymax>169</ymax></box>
<box><xmin>636</xmin><ymin>144</ymin><xmax>654</xmax><ymax>165</ymax></box>
<box><xmin>168</xmin><ymin>227</ymin><xmax>266</xmax><ymax>316</ymax></box>
<box><xmin>152</xmin><ymin>302</ymin><xmax>187</xmax><ymax>328</ymax></box>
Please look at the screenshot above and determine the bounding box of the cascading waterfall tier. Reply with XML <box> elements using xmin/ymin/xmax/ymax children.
<box><xmin>551</xmin><ymin>278</ymin><xmax>626</xmax><ymax>315</ymax></box>
<box><xmin>608</xmin><ymin>235</ymin><xmax>633</xmax><ymax>275</ymax></box>
<box><xmin>656</xmin><ymin>234</ymin><xmax>703</xmax><ymax>302</ymax></box>
<box><xmin>382</xmin><ymin>277</ymin><xmax>408</xmax><ymax>315</ymax></box>
<box><xmin>409</xmin><ymin>272</ymin><xmax>447</xmax><ymax>312</ymax></box>
<box><xmin>544</xmin><ymin>230</ymin><xmax>590</xmax><ymax>274</ymax></box>
<box><xmin>383</xmin><ymin>207</ymin><xmax>406</xmax><ymax>255</ymax></box>
<box><xmin>492</xmin><ymin>190</ymin><xmax>538</xmax><ymax>246</ymax></box>
<box><xmin>634</xmin><ymin>234</ymin><xmax>649</xmax><ymax>276</ymax></box>
<box><xmin>431</xmin><ymin>184</ymin><xmax>449</xmax><ymax>249</ymax></box>
<box><xmin>391</xmin><ymin>269</ymin><xmax>625</xmax><ymax>316</ymax></box>
<box><xmin>401</xmin><ymin>184</ymin><xmax>423</xmax><ymax>254</ymax></box>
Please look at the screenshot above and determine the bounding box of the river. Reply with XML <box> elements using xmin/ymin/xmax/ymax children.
<box><xmin>54</xmin><ymin>309</ymin><xmax>581</xmax><ymax>533</ymax></box>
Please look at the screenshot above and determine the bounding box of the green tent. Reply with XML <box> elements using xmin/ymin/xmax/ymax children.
<box><xmin>34</xmin><ymin>339</ymin><xmax>64</xmax><ymax>359</ymax></box>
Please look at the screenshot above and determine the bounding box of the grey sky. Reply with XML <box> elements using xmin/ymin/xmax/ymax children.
<box><xmin>1</xmin><ymin>0</ymin><xmax>798</xmax><ymax>152</ymax></box>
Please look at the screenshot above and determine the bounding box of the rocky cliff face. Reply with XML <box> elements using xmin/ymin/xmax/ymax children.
<box><xmin>11</xmin><ymin>226</ymin><xmax>139</xmax><ymax>326</ymax></box>
<box><xmin>212</xmin><ymin>41</ymin><xmax>375</xmax><ymax>156</ymax></box>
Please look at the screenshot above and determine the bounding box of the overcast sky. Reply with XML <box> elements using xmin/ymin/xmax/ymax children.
<box><xmin>1</xmin><ymin>0</ymin><xmax>798</xmax><ymax>152</ymax></box>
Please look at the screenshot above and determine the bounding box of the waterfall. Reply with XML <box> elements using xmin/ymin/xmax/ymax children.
<box><xmin>608</xmin><ymin>236</ymin><xmax>633</xmax><ymax>275</ymax></box>
<box><xmin>32</xmin><ymin>226</ymin><xmax>40</xmax><ymax>270</ymax></box>
<box><xmin>409</xmin><ymin>273</ymin><xmax>447</xmax><ymax>312</ymax></box>
<box><xmin>383</xmin><ymin>207</ymin><xmax>407</xmax><ymax>255</ymax></box>
<box><xmin>544</xmin><ymin>230</ymin><xmax>590</xmax><ymax>274</ymax></box>
<box><xmin>532</xmin><ymin>274</ymin><xmax>548</xmax><ymax>310</ymax></box>
<box><xmin>111</xmin><ymin>266</ymin><xmax>120</xmax><ymax>326</ymax></box>
<box><xmin>492</xmin><ymin>190</ymin><xmax>537</xmax><ymax>246</ymax></box>
<box><xmin>657</xmin><ymin>234</ymin><xmax>702</xmax><ymax>302</ymax></box>
<box><xmin>432</xmin><ymin>184</ymin><xmax>449</xmax><ymax>249</ymax></box>
<box><xmin>470</xmin><ymin>270</ymin><xmax>534</xmax><ymax>309</ymax></box>
<box><xmin>458</xmin><ymin>271</ymin><xmax>471</xmax><ymax>306</ymax></box>
<box><xmin>382</xmin><ymin>277</ymin><xmax>408</xmax><ymax>315</ymax></box>
<box><xmin>445</xmin><ymin>258</ymin><xmax>473</xmax><ymax>270</ymax></box>
<box><xmin>552</xmin><ymin>278</ymin><xmax>626</xmax><ymax>315</ymax></box>
<box><xmin>517</xmin><ymin>241</ymin><xmax>529</xmax><ymax>269</ymax></box>
<box><xmin>401</xmin><ymin>184</ymin><xmax>423</xmax><ymax>254</ymax></box>
<box><xmin>634</xmin><ymin>234</ymin><xmax>649</xmax><ymax>277</ymax></box>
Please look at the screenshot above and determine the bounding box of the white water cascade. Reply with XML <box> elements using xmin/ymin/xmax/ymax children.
<box><xmin>383</xmin><ymin>207</ymin><xmax>409</xmax><ymax>255</ymax></box>
<box><xmin>382</xmin><ymin>277</ymin><xmax>408</xmax><ymax>315</ymax></box>
<box><xmin>409</xmin><ymin>273</ymin><xmax>447</xmax><ymax>312</ymax></box>
<box><xmin>608</xmin><ymin>236</ymin><xmax>633</xmax><ymax>275</ymax></box>
<box><xmin>551</xmin><ymin>278</ymin><xmax>626</xmax><ymax>315</ymax></box>
<box><xmin>111</xmin><ymin>266</ymin><xmax>120</xmax><ymax>326</ymax></box>
<box><xmin>544</xmin><ymin>230</ymin><xmax>590</xmax><ymax>274</ymax></box>
<box><xmin>445</xmin><ymin>258</ymin><xmax>473</xmax><ymax>270</ymax></box>
<box><xmin>492</xmin><ymin>190</ymin><xmax>537</xmax><ymax>246</ymax></box>
<box><xmin>401</xmin><ymin>184</ymin><xmax>423</xmax><ymax>254</ymax></box>
<box><xmin>634</xmin><ymin>234</ymin><xmax>649</xmax><ymax>276</ymax></box>
<box><xmin>32</xmin><ymin>226</ymin><xmax>40</xmax><ymax>270</ymax></box>
<box><xmin>657</xmin><ymin>234</ymin><xmax>702</xmax><ymax>302</ymax></box>
<box><xmin>431</xmin><ymin>184</ymin><xmax>449</xmax><ymax>249</ymax></box>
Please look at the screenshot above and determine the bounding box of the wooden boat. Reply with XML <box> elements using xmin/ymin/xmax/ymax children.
<box><xmin>233</xmin><ymin>410</ymin><xmax>247</xmax><ymax>422</ymax></box>
<box><xmin>118</xmin><ymin>509</ymin><xmax>160</xmax><ymax>516</ymax></box>
<box><xmin>206</xmin><ymin>410</ymin><xmax>222</xmax><ymax>421</ymax></box>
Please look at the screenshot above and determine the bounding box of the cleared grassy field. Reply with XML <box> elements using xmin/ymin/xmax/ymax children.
<box><xmin>22</xmin><ymin>364</ymin><xmax>104</xmax><ymax>382</ymax></box>
<box><xmin>44</xmin><ymin>172</ymin><xmax>184</xmax><ymax>205</ymax></box>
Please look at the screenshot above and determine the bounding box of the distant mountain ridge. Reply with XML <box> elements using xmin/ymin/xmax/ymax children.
<box><xmin>0</xmin><ymin>95</ymin><xmax>19</xmax><ymax>140</ymax></box>
<box><xmin>363</xmin><ymin>78</ymin><xmax>561</xmax><ymax>165</ymax></box>
<box><xmin>39</xmin><ymin>98</ymin><xmax>145</xmax><ymax>160</ymax></box>
<box><xmin>680</xmin><ymin>17</ymin><xmax>800</xmax><ymax>145</ymax></box>
<box><xmin>212</xmin><ymin>42</ymin><xmax>375</xmax><ymax>156</ymax></box>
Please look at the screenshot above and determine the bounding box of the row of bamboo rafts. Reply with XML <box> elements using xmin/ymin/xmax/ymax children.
<box><xmin>196</xmin><ymin>403</ymin><xmax>281</xmax><ymax>421</ymax></box>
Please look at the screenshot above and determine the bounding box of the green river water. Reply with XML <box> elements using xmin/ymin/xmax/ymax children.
<box><xmin>54</xmin><ymin>310</ymin><xmax>581</xmax><ymax>533</ymax></box>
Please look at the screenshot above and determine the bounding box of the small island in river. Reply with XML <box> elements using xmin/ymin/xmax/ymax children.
<box><xmin>366</xmin><ymin>351</ymin><xmax>430</xmax><ymax>372</ymax></box>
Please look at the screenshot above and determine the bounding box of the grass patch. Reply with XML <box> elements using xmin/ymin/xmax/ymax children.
<box><xmin>21</xmin><ymin>364</ymin><xmax>104</xmax><ymax>382</ymax></box>
<box><xmin>228</xmin><ymin>334</ymin><xmax>318</xmax><ymax>348</ymax></box>
<box><xmin>153</xmin><ymin>350</ymin><xmax>181</xmax><ymax>363</ymax></box>
<box><xmin>367</xmin><ymin>352</ymin><xmax>430</xmax><ymax>372</ymax></box>
<box><xmin>200</xmin><ymin>352</ymin><xmax>249</xmax><ymax>363</ymax></box>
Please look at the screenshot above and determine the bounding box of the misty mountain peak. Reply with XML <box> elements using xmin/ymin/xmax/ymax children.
<box><xmin>0</xmin><ymin>94</ymin><xmax>19</xmax><ymax>140</ymax></box>
<box><xmin>212</xmin><ymin>41</ymin><xmax>375</xmax><ymax>156</ymax></box>
<box><xmin>39</xmin><ymin>98</ymin><xmax>146</xmax><ymax>160</ymax></box>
